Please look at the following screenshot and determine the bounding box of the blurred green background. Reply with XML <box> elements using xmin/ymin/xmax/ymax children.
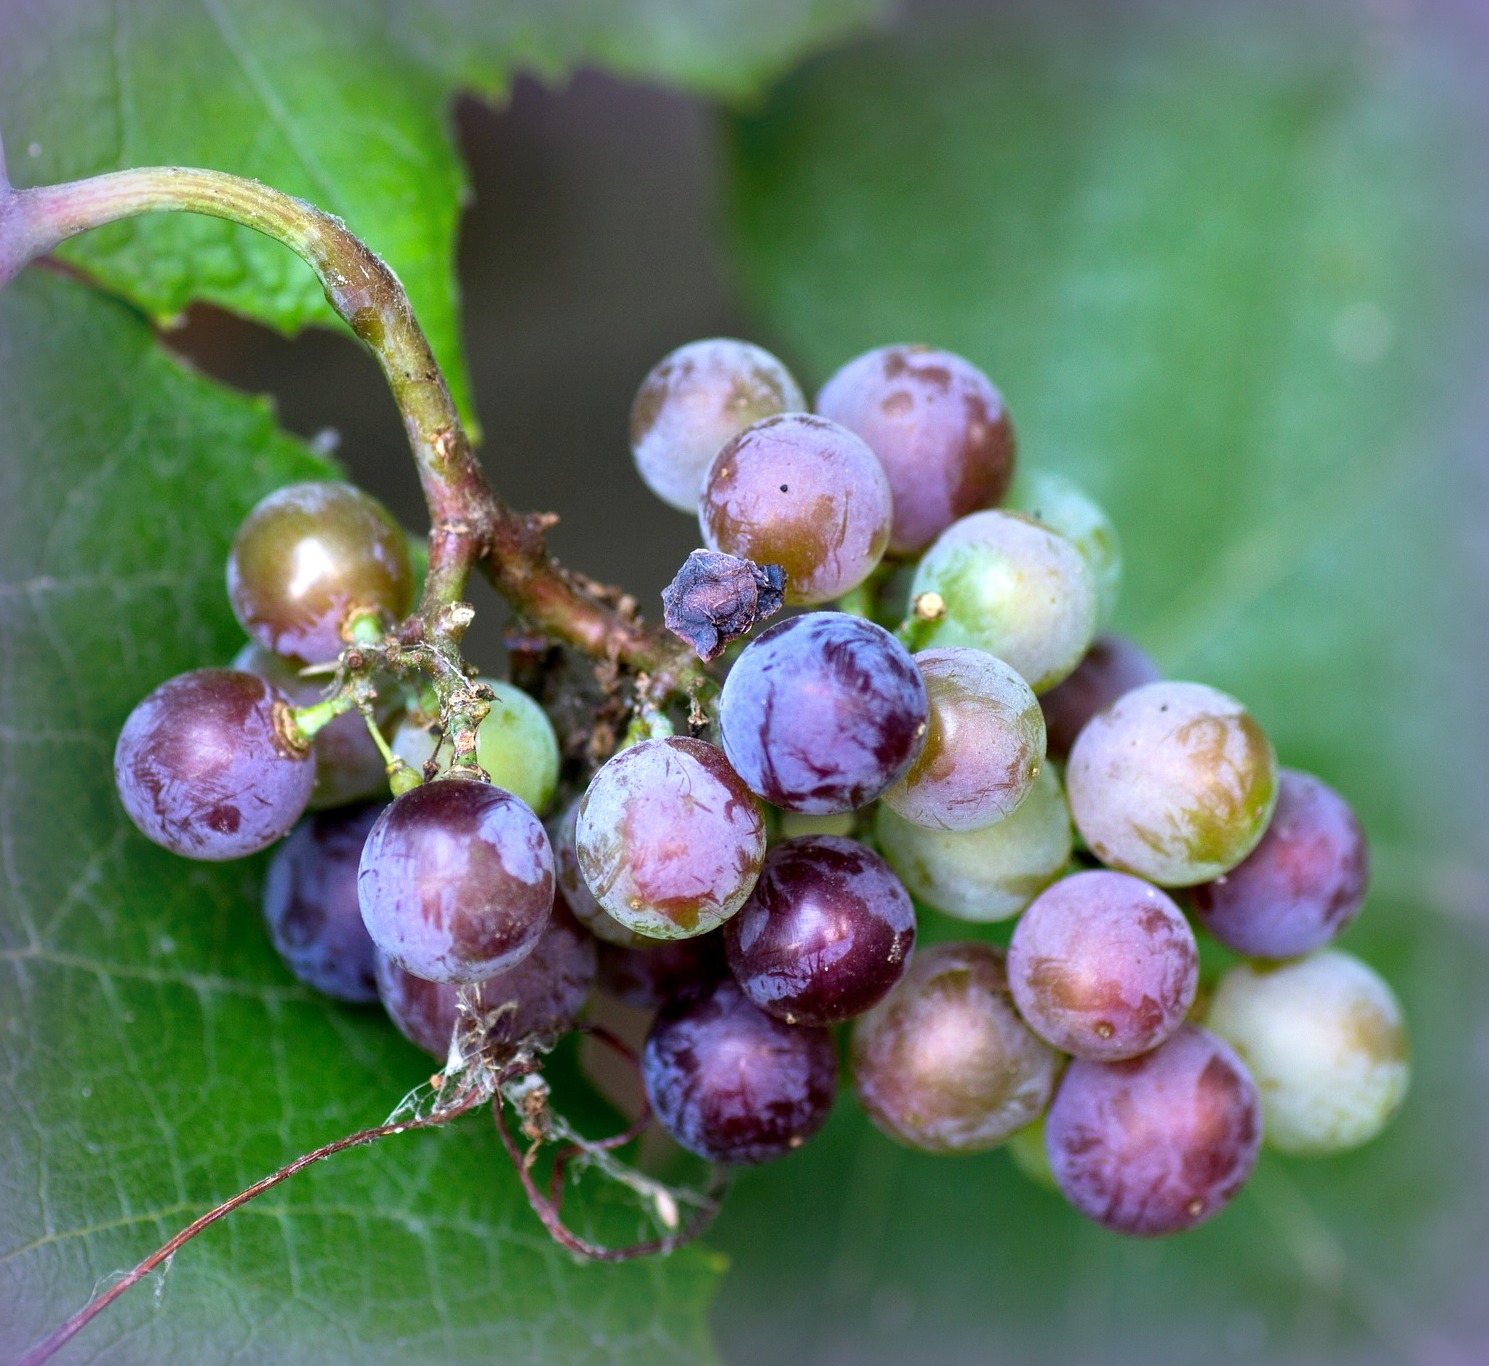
<box><xmin>2</xmin><ymin>0</ymin><xmax>1486</xmax><ymax>1362</ymax></box>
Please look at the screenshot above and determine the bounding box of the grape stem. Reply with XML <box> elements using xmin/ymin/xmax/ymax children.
<box><xmin>0</xmin><ymin>146</ymin><xmax>704</xmax><ymax>709</ymax></box>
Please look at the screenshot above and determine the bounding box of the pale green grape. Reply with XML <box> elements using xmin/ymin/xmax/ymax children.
<box><xmin>1005</xmin><ymin>469</ymin><xmax>1122</xmax><ymax>626</ymax></box>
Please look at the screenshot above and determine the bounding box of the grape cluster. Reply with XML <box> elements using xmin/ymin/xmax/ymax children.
<box><xmin>112</xmin><ymin>338</ymin><xmax>1407</xmax><ymax>1249</ymax></box>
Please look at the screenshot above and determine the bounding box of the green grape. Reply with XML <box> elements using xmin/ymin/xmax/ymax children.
<box><xmin>1006</xmin><ymin>1115</ymin><xmax>1058</xmax><ymax>1190</ymax></box>
<box><xmin>875</xmin><ymin>764</ymin><xmax>1072</xmax><ymax>921</ymax></box>
<box><xmin>391</xmin><ymin>679</ymin><xmax>560</xmax><ymax>815</ymax></box>
<box><xmin>1005</xmin><ymin>469</ymin><xmax>1122</xmax><ymax>626</ymax></box>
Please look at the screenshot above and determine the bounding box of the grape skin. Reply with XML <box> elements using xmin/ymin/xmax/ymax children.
<box><xmin>643</xmin><ymin>978</ymin><xmax>838</xmax><ymax>1165</ymax></box>
<box><xmin>851</xmin><ymin>942</ymin><xmax>1059</xmax><ymax>1154</ymax></box>
<box><xmin>814</xmin><ymin>344</ymin><xmax>1015</xmax><ymax>557</ymax></box>
<box><xmin>875</xmin><ymin>763</ymin><xmax>1072</xmax><ymax>922</ymax></box>
<box><xmin>595</xmin><ymin>933</ymin><xmax>728</xmax><ymax>1009</ymax></box>
<box><xmin>1008</xmin><ymin>870</ymin><xmax>1198</xmax><ymax>1061</ymax></box>
<box><xmin>700</xmin><ymin>413</ymin><xmax>892</xmax><ymax>605</ymax></box>
<box><xmin>227</xmin><ymin>481</ymin><xmax>414</xmax><ymax>665</ymax></box>
<box><xmin>881</xmin><ymin>647</ymin><xmax>1046</xmax><ymax>832</ymax></box>
<box><xmin>725</xmin><ymin>836</ymin><xmax>916</xmax><ymax>1025</ymax></box>
<box><xmin>908</xmin><ymin>510</ymin><xmax>1098</xmax><ymax>693</ymax></box>
<box><xmin>263</xmin><ymin>802</ymin><xmax>384</xmax><ymax>1002</ymax></box>
<box><xmin>718</xmin><ymin>613</ymin><xmax>929</xmax><ymax>815</ymax></box>
<box><xmin>1005</xmin><ymin>469</ymin><xmax>1122</xmax><ymax>626</ymax></box>
<box><xmin>551</xmin><ymin>797</ymin><xmax>650</xmax><ymax>948</ymax></box>
<box><xmin>1066</xmin><ymin>681</ymin><xmax>1278</xmax><ymax>887</ymax></box>
<box><xmin>1038</xmin><ymin>634</ymin><xmax>1161</xmax><ymax>759</ymax></box>
<box><xmin>1206</xmin><ymin>951</ymin><xmax>1408</xmax><ymax>1154</ymax></box>
<box><xmin>376</xmin><ymin>897</ymin><xmax>595</xmax><ymax>1060</ymax></box>
<box><xmin>1045</xmin><ymin>1023</ymin><xmax>1262</xmax><ymax>1236</ymax></box>
<box><xmin>576</xmin><ymin>737</ymin><xmax>766</xmax><ymax>939</ymax></box>
<box><xmin>391</xmin><ymin>678</ymin><xmax>560</xmax><ymax>815</ymax></box>
<box><xmin>630</xmin><ymin>339</ymin><xmax>805</xmax><ymax>514</ymax></box>
<box><xmin>358</xmin><ymin>777</ymin><xmax>554</xmax><ymax>984</ymax></box>
<box><xmin>1190</xmin><ymin>769</ymin><xmax>1368</xmax><ymax>958</ymax></box>
<box><xmin>114</xmin><ymin>668</ymin><xmax>316</xmax><ymax>860</ymax></box>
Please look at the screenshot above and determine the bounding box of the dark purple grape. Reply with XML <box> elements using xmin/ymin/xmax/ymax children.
<box><xmin>551</xmin><ymin>797</ymin><xmax>650</xmax><ymax>947</ymax></box>
<box><xmin>263</xmin><ymin>802</ymin><xmax>384</xmax><ymax>1002</ymax></box>
<box><xmin>699</xmin><ymin>413</ymin><xmax>892</xmax><ymax>605</ymax></box>
<box><xmin>815</xmin><ymin>344</ymin><xmax>1015</xmax><ymax>557</ymax></box>
<box><xmin>114</xmin><ymin>668</ymin><xmax>315</xmax><ymax>860</ymax></box>
<box><xmin>376</xmin><ymin>897</ymin><xmax>596</xmax><ymax>1059</ymax></box>
<box><xmin>1038</xmin><ymin>634</ymin><xmax>1162</xmax><ymax>758</ymax></box>
<box><xmin>718</xmin><ymin>613</ymin><xmax>929</xmax><ymax>814</ymax></box>
<box><xmin>595</xmin><ymin>933</ymin><xmax>728</xmax><ymax>1009</ymax></box>
<box><xmin>1045</xmin><ymin>1023</ymin><xmax>1262</xmax><ymax>1236</ymax></box>
<box><xmin>642</xmin><ymin>978</ymin><xmax>838</xmax><ymax>1164</ymax></box>
<box><xmin>227</xmin><ymin>481</ymin><xmax>413</xmax><ymax>665</ymax></box>
<box><xmin>725</xmin><ymin>836</ymin><xmax>916</xmax><ymax>1025</ymax></box>
<box><xmin>575</xmin><ymin>738</ymin><xmax>766</xmax><ymax>939</ymax></box>
<box><xmin>1190</xmin><ymin>769</ymin><xmax>1369</xmax><ymax>958</ymax></box>
<box><xmin>1008</xmin><ymin>870</ymin><xmax>1198</xmax><ymax>1060</ymax></box>
<box><xmin>358</xmin><ymin>777</ymin><xmax>554</xmax><ymax>984</ymax></box>
<box><xmin>850</xmin><ymin>942</ymin><xmax>1059</xmax><ymax>1153</ymax></box>
<box><xmin>234</xmin><ymin>642</ymin><xmax>394</xmax><ymax>809</ymax></box>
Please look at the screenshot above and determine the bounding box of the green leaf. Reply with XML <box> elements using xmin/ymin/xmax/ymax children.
<box><xmin>0</xmin><ymin>271</ymin><xmax>722</xmax><ymax>1363</ymax></box>
<box><xmin>0</xmin><ymin>0</ymin><xmax>883</xmax><ymax>426</ymax></box>
<box><xmin>718</xmin><ymin>6</ymin><xmax>1488</xmax><ymax>1361</ymax></box>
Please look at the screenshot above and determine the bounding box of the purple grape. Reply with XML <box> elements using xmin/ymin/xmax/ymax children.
<box><xmin>376</xmin><ymin>897</ymin><xmax>596</xmax><ymax>1059</ymax></box>
<box><xmin>1190</xmin><ymin>769</ymin><xmax>1369</xmax><ymax>958</ymax></box>
<box><xmin>630</xmin><ymin>338</ymin><xmax>805</xmax><ymax>513</ymax></box>
<box><xmin>234</xmin><ymin>642</ymin><xmax>394</xmax><ymax>809</ymax></box>
<box><xmin>1038</xmin><ymin>634</ymin><xmax>1161</xmax><ymax>758</ymax></box>
<box><xmin>699</xmin><ymin>413</ymin><xmax>892</xmax><ymax>605</ymax></box>
<box><xmin>1045</xmin><ymin>1023</ymin><xmax>1262</xmax><ymax>1236</ymax></box>
<box><xmin>815</xmin><ymin>344</ymin><xmax>1015</xmax><ymax>557</ymax></box>
<box><xmin>881</xmin><ymin>647</ymin><xmax>1046</xmax><ymax>832</ymax></box>
<box><xmin>263</xmin><ymin>802</ymin><xmax>384</xmax><ymax>1002</ymax></box>
<box><xmin>850</xmin><ymin>942</ymin><xmax>1059</xmax><ymax>1153</ymax></box>
<box><xmin>114</xmin><ymin>668</ymin><xmax>316</xmax><ymax>860</ymax></box>
<box><xmin>725</xmin><ymin>836</ymin><xmax>916</xmax><ymax>1025</ymax></box>
<box><xmin>227</xmin><ymin>481</ymin><xmax>414</xmax><ymax>665</ymax></box>
<box><xmin>595</xmin><ymin>933</ymin><xmax>729</xmax><ymax>1009</ymax></box>
<box><xmin>718</xmin><ymin>613</ymin><xmax>929</xmax><ymax>814</ymax></box>
<box><xmin>575</xmin><ymin>737</ymin><xmax>766</xmax><ymax>939</ymax></box>
<box><xmin>358</xmin><ymin>777</ymin><xmax>554</xmax><ymax>984</ymax></box>
<box><xmin>642</xmin><ymin>978</ymin><xmax>838</xmax><ymax>1164</ymax></box>
<box><xmin>1008</xmin><ymin>870</ymin><xmax>1198</xmax><ymax>1061</ymax></box>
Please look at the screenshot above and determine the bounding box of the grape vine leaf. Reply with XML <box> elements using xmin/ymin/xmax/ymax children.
<box><xmin>0</xmin><ymin>271</ymin><xmax>722</xmax><ymax>1364</ymax></box>
<box><xmin>718</xmin><ymin>5</ymin><xmax>1489</xmax><ymax>1363</ymax></box>
<box><xmin>0</xmin><ymin>0</ymin><xmax>885</xmax><ymax>425</ymax></box>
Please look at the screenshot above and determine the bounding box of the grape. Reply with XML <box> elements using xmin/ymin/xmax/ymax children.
<box><xmin>851</xmin><ymin>942</ymin><xmax>1059</xmax><ymax>1153</ymax></box>
<box><xmin>907</xmin><ymin>510</ymin><xmax>1097</xmax><ymax>693</ymax></box>
<box><xmin>227</xmin><ymin>481</ymin><xmax>414</xmax><ymax>664</ymax></box>
<box><xmin>1005</xmin><ymin>469</ymin><xmax>1122</xmax><ymax>625</ymax></box>
<box><xmin>551</xmin><ymin>797</ymin><xmax>650</xmax><ymax>948</ymax></box>
<box><xmin>575</xmin><ymin>737</ymin><xmax>766</xmax><ymax>939</ymax></box>
<box><xmin>699</xmin><ymin>414</ymin><xmax>892</xmax><ymax>605</ymax></box>
<box><xmin>1007</xmin><ymin>870</ymin><xmax>1198</xmax><ymax>1060</ymax></box>
<box><xmin>875</xmin><ymin>763</ymin><xmax>1072</xmax><ymax>921</ymax></box>
<box><xmin>1206</xmin><ymin>951</ymin><xmax>1408</xmax><ymax>1154</ymax></box>
<box><xmin>1045</xmin><ymin>1023</ymin><xmax>1262</xmax><ymax>1236</ymax></box>
<box><xmin>358</xmin><ymin>777</ymin><xmax>554</xmax><ymax>983</ymax></box>
<box><xmin>1006</xmin><ymin>1116</ymin><xmax>1057</xmax><ymax>1190</ymax></box>
<box><xmin>630</xmin><ymin>339</ymin><xmax>805</xmax><ymax>513</ymax></box>
<box><xmin>234</xmin><ymin>642</ymin><xmax>394</xmax><ymax>809</ymax></box>
<box><xmin>263</xmin><ymin>802</ymin><xmax>384</xmax><ymax>1002</ymax></box>
<box><xmin>815</xmin><ymin>344</ymin><xmax>1015</xmax><ymax>557</ymax></box>
<box><xmin>1066</xmin><ymin>681</ymin><xmax>1278</xmax><ymax>886</ymax></box>
<box><xmin>1190</xmin><ymin>769</ymin><xmax>1368</xmax><ymax>958</ymax></box>
<box><xmin>595</xmin><ymin>933</ymin><xmax>728</xmax><ymax>1009</ymax></box>
<box><xmin>725</xmin><ymin>836</ymin><xmax>916</xmax><ymax>1025</ymax></box>
<box><xmin>114</xmin><ymin>668</ymin><xmax>316</xmax><ymax>860</ymax></box>
<box><xmin>718</xmin><ymin>613</ymin><xmax>929</xmax><ymax>814</ymax></box>
<box><xmin>880</xmin><ymin>647</ymin><xmax>1045</xmax><ymax>832</ymax></box>
<box><xmin>642</xmin><ymin>978</ymin><xmax>838</xmax><ymax>1164</ymax></box>
<box><xmin>391</xmin><ymin>678</ymin><xmax>560</xmax><ymax>814</ymax></box>
<box><xmin>376</xmin><ymin>897</ymin><xmax>596</xmax><ymax>1060</ymax></box>
<box><xmin>1038</xmin><ymin>634</ymin><xmax>1161</xmax><ymax>759</ymax></box>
